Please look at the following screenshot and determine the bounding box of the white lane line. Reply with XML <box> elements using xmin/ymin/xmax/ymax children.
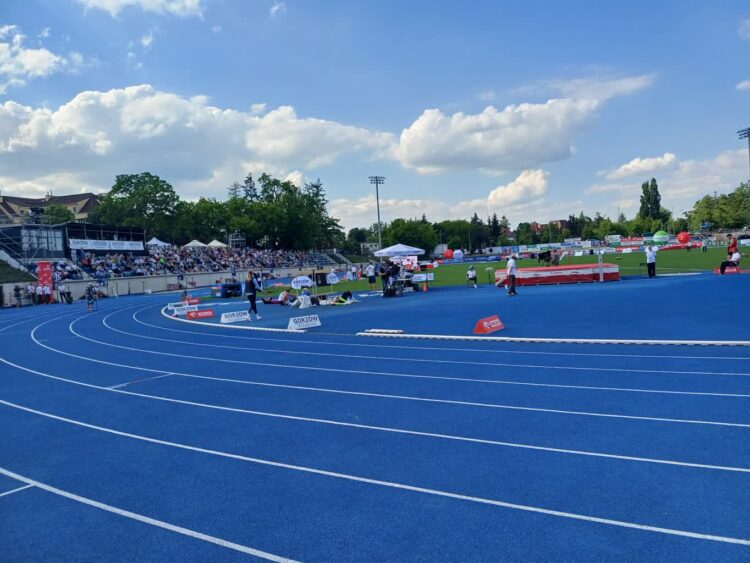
<box><xmin>102</xmin><ymin>310</ymin><xmax>750</xmax><ymax>379</ymax></box>
<box><xmin>0</xmin><ymin>484</ymin><xmax>33</xmax><ymax>498</ymax></box>
<box><xmin>133</xmin><ymin>306</ymin><xmax>750</xmax><ymax>362</ymax></box>
<box><xmin>357</xmin><ymin>332</ymin><xmax>750</xmax><ymax>347</ymax></box>
<box><xmin>29</xmin><ymin>318</ymin><xmax>750</xmax><ymax>428</ymax></box>
<box><xmin>162</xmin><ymin>307</ymin><xmax>303</xmax><ymax>333</ymax></box>
<box><xmin>108</xmin><ymin>373</ymin><xmax>175</xmax><ymax>390</ymax></box>
<box><xmin>105</xmin><ymin>310</ymin><xmax>750</xmax><ymax>399</ymax></box>
<box><xmin>2</xmin><ymin>355</ymin><xmax>747</xmax><ymax>474</ymax></box>
<box><xmin>0</xmin><ymin>466</ymin><xmax>296</xmax><ymax>562</ymax></box>
<box><xmin>2</xmin><ymin>399</ymin><xmax>749</xmax><ymax>547</ymax></box>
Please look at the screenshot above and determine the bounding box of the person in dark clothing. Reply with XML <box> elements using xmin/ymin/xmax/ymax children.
<box><xmin>85</xmin><ymin>283</ymin><xmax>96</xmax><ymax>312</ymax></box>
<box><xmin>246</xmin><ymin>272</ymin><xmax>262</xmax><ymax>321</ymax></box>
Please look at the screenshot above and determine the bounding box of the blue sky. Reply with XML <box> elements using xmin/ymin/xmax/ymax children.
<box><xmin>1</xmin><ymin>0</ymin><xmax>748</xmax><ymax>228</ymax></box>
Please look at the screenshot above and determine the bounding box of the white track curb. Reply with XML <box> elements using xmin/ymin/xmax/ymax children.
<box><xmin>161</xmin><ymin>307</ymin><xmax>304</xmax><ymax>333</ymax></box>
<box><xmin>356</xmin><ymin>332</ymin><xmax>750</xmax><ymax>347</ymax></box>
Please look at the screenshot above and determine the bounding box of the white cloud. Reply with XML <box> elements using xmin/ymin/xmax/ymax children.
<box><xmin>739</xmin><ymin>18</ymin><xmax>750</xmax><ymax>41</ymax></box>
<box><xmin>39</xmin><ymin>28</ymin><xmax>51</xmax><ymax>39</ymax></box>
<box><xmin>331</xmin><ymin>169</ymin><xmax>551</xmax><ymax>229</ymax></box>
<box><xmin>736</xmin><ymin>80</ymin><xmax>750</xmax><ymax>91</ymax></box>
<box><xmin>77</xmin><ymin>0</ymin><xmax>204</xmax><ymax>18</ymax></box>
<box><xmin>396</xmin><ymin>99</ymin><xmax>598</xmax><ymax>175</ymax></box>
<box><xmin>551</xmin><ymin>73</ymin><xmax>656</xmax><ymax>101</ymax></box>
<box><xmin>211</xmin><ymin>25</ymin><xmax>222</xmax><ymax>34</ymax></box>
<box><xmin>395</xmin><ymin>73</ymin><xmax>653</xmax><ymax>176</ymax></box>
<box><xmin>585</xmin><ymin>149</ymin><xmax>747</xmax><ymax>218</ymax></box>
<box><xmin>0</xmin><ymin>84</ymin><xmax>395</xmax><ymax>200</ymax></box>
<box><xmin>477</xmin><ymin>90</ymin><xmax>497</xmax><ymax>101</ymax></box>
<box><xmin>0</xmin><ymin>26</ymin><xmax>83</xmax><ymax>93</ymax></box>
<box><xmin>603</xmin><ymin>152</ymin><xmax>677</xmax><ymax>180</ymax></box>
<box><xmin>269</xmin><ymin>1</ymin><xmax>286</xmax><ymax>18</ymax></box>
<box><xmin>141</xmin><ymin>30</ymin><xmax>155</xmax><ymax>50</ymax></box>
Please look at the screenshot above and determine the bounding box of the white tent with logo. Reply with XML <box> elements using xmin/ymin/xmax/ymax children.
<box><xmin>374</xmin><ymin>243</ymin><xmax>425</xmax><ymax>257</ymax></box>
<box><xmin>182</xmin><ymin>240</ymin><xmax>206</xmax><ymax>248</ymax></box>
<box><xmin>207</xmin><ymin>239</ymin><xmax>228</xmax><ymax>248</ymax></box>
<box><xmin>146</xmin><ymin>237</ymin><xmax>169</xmax><ymax>247</ymax></box>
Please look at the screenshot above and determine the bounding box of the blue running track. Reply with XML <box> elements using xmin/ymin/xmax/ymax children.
<box><xmin>1</xmin><ymin>274</ymin><xmax>749</xmax><ymax>561</ymax></box>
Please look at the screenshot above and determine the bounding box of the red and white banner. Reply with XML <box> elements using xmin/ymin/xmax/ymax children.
<box><xmin>495</xmin><ymin>264</ymin><xmax>620</xmax><ymax>286</ymax></box>
<box><xmin>183</xmin><ymin>297</ymin><xmax>200</xmax><ymax>305</ymax></box>
<box><xmin>187</xmin><ymin>309</ymin><xmax>215</xmax><ymax>320</ymax></box>
<box><xmin>36</xmin><ymin>261</ymin><xmax>55</xmax><ymax>303</ymax></box>
<box><xmin>473</xmin><ymin>315</ymin><xmax>505</xmax><ymax>335</ymax></box>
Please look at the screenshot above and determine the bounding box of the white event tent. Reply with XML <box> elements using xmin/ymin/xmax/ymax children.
<box><xmin>182</xmin><ymin>240</ymin><xmax>206</xmax><ymax>248</ymax></box>
<box><xmin>207</xmin><ymin>239</ymin><xmax>228</xmax><ymax>248</ymax></box>
<box><xmin>146</xmin><ymin>237</ymin><xmax>169</xmax><ymax>247</ymax></box>
<box><xmin>374</xmin><ymin>243</ymin><xmax>425</xmax><ymax>257</ymax></box>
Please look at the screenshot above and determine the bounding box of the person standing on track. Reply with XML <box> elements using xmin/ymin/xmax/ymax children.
<box><xmin>646</xmin><ymin>245</ymin><xmax>657</xmax><ymax>278</ymax></box>
<box><xmin>506</xmin><ymin>254</ymin><xmax>518</xmax><ymax>296</ymax></box>
<box><xmin>85</xmin><ymin>283</ymin><xmax>96</xmax><ymax>312</ymax></box>
<box><xmin>245</xmin><ymin>271</ymin><xmax>262</xmax><ymax>321</ymax></box>
<box><xmin>365</xmin><ymin>262</ymin><xmax>376</xmax><ymax>290</ymax></box>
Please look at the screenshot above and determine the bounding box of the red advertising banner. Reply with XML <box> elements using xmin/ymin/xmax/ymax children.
<box><xmin>184</xmin><ymin>297</ymin><xmax>201</xmax><ymax>305</ymax></box>
<box><xmin>36</xmin><ymin>261</ymin><xmax>55</xmax><ymax>304</ymax></box>
<box><xmin>187</xmin><ymin>309</ymin><xmax>215</xmax><ymax>320</ymax></box>
<box><xmin>473</xmin><ymin>314</ymin><xmax>505</xmax><ymax>335</ymax></box>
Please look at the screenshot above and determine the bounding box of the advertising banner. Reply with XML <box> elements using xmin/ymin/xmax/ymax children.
<box><xmin>220</xmin><ymin>311</ymin><xmax>250</xmax><ymax>324</ymax></box>
<box><xmin>187</xmin><ymin>309</ymin><xmax>215</xmax><ymax>320</ymax></box>
<box><xmin>69</xmin><ymin>239</ymin><xmax>145</xmax><ymax>251</ymax></box>
<box><xmin>36</xmin><ymin>261</ymin><xmax>55</xmax><ymax>303</ymax></box>
<box><xmin>287</xmin><ymin>314</ymin><xmax>322</xmax><ymax>330</ymax></box>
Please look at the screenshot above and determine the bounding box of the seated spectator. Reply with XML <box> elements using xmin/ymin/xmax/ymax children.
<box><xmin>719</xmin><ymin>250</ymin><xmax>742</xmax><ymax>274</ymax></box>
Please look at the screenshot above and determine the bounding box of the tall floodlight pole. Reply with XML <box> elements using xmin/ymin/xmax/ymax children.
<box><xmin>739</xmin><ymin>128</ymin><xmax>750</xmax><ymax>180</ymax></box>
<box><xmin>369</xmin><ymin>176</ymin><xmax>385</xmax><ymax>249</ymax></box>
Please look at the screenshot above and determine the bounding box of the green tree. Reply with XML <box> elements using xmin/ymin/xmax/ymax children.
<box><xmin>383</xmin><ymin>218</ymin><xmax>438</xmax><ymax>254</ymax></box>
<box><xmin>639</xmin><ymin>178</ymin><xmax>662</xmax><ymax>220</ymax></box>
<box><xmin>43</xmin><ymin>204</ymin><xmax>75</xmax><ymax>224</ymax></box>
<box><xmin>88</xmin><ymin>172</ymin><xmax>180</xmax><ymax>238</ymax></box>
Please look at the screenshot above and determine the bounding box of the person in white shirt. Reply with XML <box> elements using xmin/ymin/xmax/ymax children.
<box><xmin>506</xmin><ymin>255</ymin><xmax>518</xmax><ymax>296</ymax></box>
<box><xmin>365</xmin><ymin>262</ymin><xmax>376</xmax><ymax>290</ymax></box>
<box><xmin>466</xmin><ymin>265</ymin><xmax>477</xmax><ymax>288</ymax></box>
<box><xmin>43</xmin><ymin>284</ymin><xmax>52</xmax><ymax>304</ymax></box>
<box><xmin>645</xmin><ymin>246</ymin><xmax>657</xmax><ymax>278</ymax></box>
<box><xmin>35</xmin><ymin>284</ymin><xmax>43</xmax><ymax>305</ymax></box>
<box><xmin>720</xmin><ymin>250</ymin><xmax>742</xmax><ymax>274</ymax></box>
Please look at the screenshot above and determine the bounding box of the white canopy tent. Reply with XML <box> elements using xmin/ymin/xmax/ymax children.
<box><xmin>182</xmin><ymin>240</ymin><xmax>206</xmax><ymax>248</ymax></box>
<box><xmin>146</xmin><ymin>237</ymin><xmax>169</xmax><ymax>247</ymax></box>
<box><xmin>207</xmin><ymin>239</ymin><xmax>228</xmax><ymax>248</ymax></box>
<box><xmin>374</xmin><ymin>243</ymin><xmax>425</xmax><ymax>257</ymax></box>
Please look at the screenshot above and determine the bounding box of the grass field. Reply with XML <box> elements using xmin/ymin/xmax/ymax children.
<box><xmin>272</xmin><ymin>246</ymin><xmax>738</xmax><ymax>294</ymax></box>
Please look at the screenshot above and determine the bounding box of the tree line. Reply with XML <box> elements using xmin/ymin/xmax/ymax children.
<box><xmin>87</xmin><ymin>172</ymin><xmax>343</xmax><ymax>249</ymax></box>
<box><xmin>65</xmin><ymin>170</ymin><xmax>748</xmax><ymax>255</ymax></box>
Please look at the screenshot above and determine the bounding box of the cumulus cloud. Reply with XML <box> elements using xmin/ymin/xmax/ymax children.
<box><xmin>0</xmin><ymin>84</ymin><xmax>395</xmax><ymax>200</ymax></box>
<box><xmin>76</xmin><ymin>0</ymin><xmax>204</xmax><ymax>18</ymax></box>
<box><xmin>396</xmin><ymin>99</ymin><xmax>598</xmax><ymax>175</ymax></box>
<box><xmin>0</xmin><ymin>25</ymin><xmax>68</xmax><ymax>93</ymax></box>
<box><xmin>736</xmin><ymin>80</ymin><xmax>750</xmax><ymax>91</ymax></box>
<box><xmin>603</xmin><ymin>152</ymin><xmax>677</xmax><ymax>180</ymax></box>
<box><xmin>331</xmin><ymin>169</ymin><xmax>551</xmax><ymax>229</ymax></box>
<box><xmin>586</xmin><ymin>149</ymin><xmax>747</xmax><ymax>218</ymax></box>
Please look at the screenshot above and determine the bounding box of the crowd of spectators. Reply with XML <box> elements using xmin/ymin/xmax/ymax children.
<box><xmin>75</xmin><ymin>246</ymin><xmax>328</xmax><ymax>279</ymax></box>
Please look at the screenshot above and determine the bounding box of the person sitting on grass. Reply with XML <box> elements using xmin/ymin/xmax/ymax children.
<box><xmin>719</xmin><ymin>250</ymin><xmax>742</xmax><ymax>274</ymax></box>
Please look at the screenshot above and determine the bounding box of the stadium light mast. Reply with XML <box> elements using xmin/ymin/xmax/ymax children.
<box><xmin>739</xmin><ymin>128</ymin><xmax>750</xmax><ymax>181</ymax></box>
<box><xmin>369</xmin><ymin>176</ymin><xmax>385</xmax><ymax>249</ymax></box>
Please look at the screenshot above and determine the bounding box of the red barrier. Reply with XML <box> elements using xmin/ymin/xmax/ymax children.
<box><xmin>473</xmin><ymin>315</ymin><xmax>505</xmax><ymax>335</ymax></box>
<box><xmin>184</xmin><ymin>297</ymin><xmax>200</xmax><ymax>305</ymax></box>
<box><xmin>187</xmin><ymin>309</ymin><xmax>215</xmax><ymax>320</ymax></box>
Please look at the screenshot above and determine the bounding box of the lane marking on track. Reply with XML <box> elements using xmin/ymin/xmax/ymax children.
<box><xmin>133</xmin><ymin>305</ymin><xmax>750</xmax><ymax>361</ymax></box>
<box><xmin>2</xmin><ymin>355</ymin><xmax>748</xmax><ymax>474</ymax></box>
<box><xmin>161</xmin><ymin>307</ymin><xmax>303</xmax><ymax>333</ymax></box>
<box><xmin>0</xmin><ymin>484</ymin><xmax>33</xmax><ymax>498</ymax></box>
<box><xmin>0</xmin><ymin>466</ymin><xmax>297</xmax><ymax>562</ymax></box>
<box><xmin>100</xmin><ymin>308</ymin><xmax>750</xmax><ymax>382</ymax></box>
<box><xmin>27</xmin><ymin>319</ymin><xmax>750</xmax><ymax>428</ymax></box>
<box><xmin>91</xmin><ymin>308</ymin><xmax>750</xmax><ymax>399</ymax></box>
<box><xmin>1</xmin><ymin>399</ymin><xmax>749</xmax><ymax>547</ymax></box>
<box><xmin>108</xmin><ymin>372</ymin><xmax>175</xmax><ymax>390</ymax></box>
